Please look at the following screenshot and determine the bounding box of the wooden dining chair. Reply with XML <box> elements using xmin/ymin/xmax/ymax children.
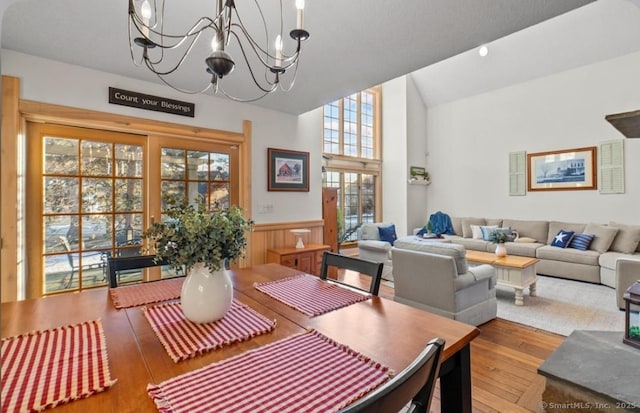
<box><xmin>320</xmin><ymin>251</ymin><xmax>384</xmax><ymax>296</ymax></box>
<box><xmin>106</xmin><ymin>255</ymin><xmax>170</xmax><ymax>288</ymax></box>
<box><xmin>338</xmin><ymin>338</ymin><xmax>445</xmax><ymax>413</ymax></box>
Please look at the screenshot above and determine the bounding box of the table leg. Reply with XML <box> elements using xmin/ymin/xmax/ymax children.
<box><xmin>529</xmin><ymin>282</ymin><xmax>537</xmax><ymax>297</ymax></box>
<box><xmin>515</xmin><ymin>288</ymin><xmax>524</xmax><ymax>306</ymax></box>
<box><xmin>439</xmin><ymin>343</ymin><xmax>472</xmax><ymax>413</ymax></box>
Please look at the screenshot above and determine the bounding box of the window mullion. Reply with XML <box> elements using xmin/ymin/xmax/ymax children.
<box><xmin>357</xmin><ymin>92</ymin><xmax>362</xmax><ymax>158</ymax></box>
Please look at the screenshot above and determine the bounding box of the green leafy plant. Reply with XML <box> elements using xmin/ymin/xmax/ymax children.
<box><xmin>143</xmin><ymin>194</ymin><xmax>253</xmax><ymax>273</ymax></box>
<box><xmin>336</xmin><ymin>208</ymin><xmax>361</xmax><ymax>248</ymax></box>
<box><xmin>489</xmin><ymin>230</ymin><xmax>508</xmax><ymax>244</ymax></box>
<box><xmin>426</xmin><ymin>221</ymin><xmax>433</xmax><ymax>233</ymax></box>
<box><xmin>629</xmin><ymin>325</ymin><xmax>640</xmax><ymax>339</ymax></box>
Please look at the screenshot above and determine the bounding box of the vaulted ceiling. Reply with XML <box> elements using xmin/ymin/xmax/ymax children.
<box><xmin>5</xmin><ymin>0</ymin><xmax>638</xmax><ymax>115</ymax></box>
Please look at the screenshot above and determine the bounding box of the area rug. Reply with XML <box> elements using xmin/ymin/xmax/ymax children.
<box><xmin>495</xmin><ymin>275</ymin><xmax>625</xmax><ymax>336</ymax></box>
<box><xmin>384</xmin><ymin>276</ymin><xmax>625</xmax><ymax>336</ymax></box>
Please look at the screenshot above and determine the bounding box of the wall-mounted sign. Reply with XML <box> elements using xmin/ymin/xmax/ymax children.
<box><xmin>108</xmin><ymin>87</ymin><xmax>195</xmax><ymax>117</ymax></box>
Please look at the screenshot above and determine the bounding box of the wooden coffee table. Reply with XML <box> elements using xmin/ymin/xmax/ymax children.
<box><xmin>466</xmin><ymin>250</ymin><xmax>539</xmax><ymax>306</ymax></box>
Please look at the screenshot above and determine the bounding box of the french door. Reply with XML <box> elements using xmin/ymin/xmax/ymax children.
<box><xmin>27</xmin><ymin>124</ymin><xmax>239</xmax><ymax>296</ymax></box>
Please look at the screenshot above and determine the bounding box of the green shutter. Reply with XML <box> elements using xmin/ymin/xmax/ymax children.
<box><xmin>599</xmin><ymin>140</ymin><xmax>624</xmax><ymax>194</ymax></box>
<box><xmin>509</xmin><ymin>151</ymin><xmax>526</xmax><ymax>196</ymax></box>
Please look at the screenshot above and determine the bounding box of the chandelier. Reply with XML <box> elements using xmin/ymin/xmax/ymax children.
<box><xmin>128</xmin><ymin>0</ymin><xmax>310</xmax><ymax>102</ymax></box>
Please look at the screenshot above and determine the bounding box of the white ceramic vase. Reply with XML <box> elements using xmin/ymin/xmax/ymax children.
<box><xmin>495</xmin><ymin>243</ymin><xmax>507</xmax><ymax>257</ymax></box>
<box><xmin>181</xmin><ymin>262</ymin><xmax>233</xmax><ymax>324</ymax></box>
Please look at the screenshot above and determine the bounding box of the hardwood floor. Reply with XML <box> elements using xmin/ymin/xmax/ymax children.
<box><xmin>337</xmin><ymin>266</ymin><xmax>565</xmax><ymax>412</ymax></box>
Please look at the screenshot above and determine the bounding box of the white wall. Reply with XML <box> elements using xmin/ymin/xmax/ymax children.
<box><xmin>426</xmin><ymin>50</ymin><xmax>640</xmax><ymax>224</ymax></box>
<box><xmin>1</xmin><ymin>49</ymin><xmax>323</xmax><ymax>224</ymax></box>
<box><xmin>405</xmin><ymin>75</ymin><xmax>429</xmax><ymax>231</ymax></box>
<box><xmin>381</xmin><ymin>77</ymin><xmax>408</xmax><ymax>236</ymax></box>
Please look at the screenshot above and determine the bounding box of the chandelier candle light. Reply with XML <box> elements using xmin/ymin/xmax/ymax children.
<box><xmin>128</xmin><ymin>0</ymin><xmax>310</xmax><ymax>101</ymax></box>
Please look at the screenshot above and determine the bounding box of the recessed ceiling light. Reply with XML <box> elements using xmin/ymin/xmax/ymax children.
<box><xmin>478</xmin><ymin>45</ymin><xmax>489</xmax><ymax>57</ymax></box>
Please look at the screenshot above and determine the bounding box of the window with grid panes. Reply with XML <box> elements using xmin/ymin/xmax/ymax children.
<box><xmin>322</xmin><ymin>87</ymin><xmax>381</xmax><ymax>244</ymax></box>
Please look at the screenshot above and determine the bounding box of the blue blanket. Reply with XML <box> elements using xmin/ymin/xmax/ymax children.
<box><xmin>428</xmin><ymin>211</ymin><xmax>454</xmax><ymax>235</ymax></box>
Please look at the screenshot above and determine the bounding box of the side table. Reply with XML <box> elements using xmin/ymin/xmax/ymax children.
<box><xmin>266</xmin><ymin>244</ymin><xmax>331</xmax><ymax>276</ymax></box>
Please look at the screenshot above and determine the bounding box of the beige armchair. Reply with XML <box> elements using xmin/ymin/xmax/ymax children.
<box><xmin>357</xmin><ymin>222</ymin><xmax>394</xmax><ymax>280</ymax></box>
<box><xmin>391</xmin><ymin>242</ymin><xmax>497</xmax><ymax>326</ymax></box>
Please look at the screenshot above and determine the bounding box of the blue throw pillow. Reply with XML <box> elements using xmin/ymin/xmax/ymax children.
<box><xmin>551</xmin><ymin>230</ymin><xmax>575</xmax><ymax>248</ymax></box>
<box><xmin>570</xmin><ymin>233</ymin><xmax>595</xmax><ymax>251</ymax></box>
<box><xmin>378</xmin><ymin>225</ymin><xmax>397</xmax><ymax>246</ymax></box>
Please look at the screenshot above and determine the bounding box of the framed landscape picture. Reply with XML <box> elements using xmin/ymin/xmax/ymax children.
<box><xmin>527</xmin><ymin>146</ymin><xmax>597</xmax><ymax>191</ymax></box>
<box><xmin>267</xmin><ymin>148</ymin><xmax>309</xmax><ymax>192</ymax></box>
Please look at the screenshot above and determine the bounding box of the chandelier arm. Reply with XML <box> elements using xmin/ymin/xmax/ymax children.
<box><xmin>154</xmin><ymin>72</ymin><xmax>214</xmax><ymax>95</ymax></box>
<box><xmin>218</xmin><ymin>84</ymin><xmax>272</xmax><ymax>103</ymax></box>
<box><xmin>277</xmin><ymin>58</ymin><xmax>301</xmax><ymax>93</ymax></box>
<box><xmin>128</xmin><ymin>20</ymin><xmax>143</xmax><ymax>66</ymax></box>
<box><xmin>229</xmin><ymin>23</ymin><xmax>300</xmax><ymax>70</ymax></box>
<box><xmin>142</xmin><ymin>31</ymin><xmax>204</xmax><ymax>75</ymax></box>
<box><xmin>229</xmin><ymin>23</ymin><xmax>299</xmax><ymax>72</ymax></box>
<box><xmin>231</xmin><ymin>0</ymin><xmax>273</xmax><ymax>59</ymax></box>
<box><xmin>132</xmin><ymin>14</ymin><xmax>216</xmax><ymax>48</ymax></box>
<box><xmin>228</xmin><ymin>31</ymin><xmax>279</xmax><ymax>93</ymax></box>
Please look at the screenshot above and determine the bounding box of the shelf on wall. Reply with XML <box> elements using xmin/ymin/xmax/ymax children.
<box><xmin>605</xmin><ymin>109</ymin><xmax>640</xmax><ymax>139</ymax></box>
<box><xmin>407</xmin><ymin>178</ymin><xmax>431</xmax><ymax>186</ymax></box>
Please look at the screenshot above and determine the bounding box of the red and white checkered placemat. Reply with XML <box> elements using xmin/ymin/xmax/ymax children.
<box><xmin>143</xmin><ymin>299</ymin><xmax>277</xmax><ymax>362</ymax></box>
<box><xmin>147</xmin><ymin>329</ymin><xmax>392</xmax><ymax>413</ymax></box>
<box><xmin>109</xmin><ymin>277</ymin><xmax>184</xmax><ymax>309</ymax></box>
<box><xmin>1</xmin><ymin>319</ymin><xmax>116</xmax><ymax>413</ymax></box>
<box><xmin>254</xmin><ymin>274</ymin><xmax>371</xmax><ymax>316</ymax></box>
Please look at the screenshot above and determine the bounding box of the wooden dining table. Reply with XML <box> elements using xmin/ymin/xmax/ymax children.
<box><xmin>1</xmin><ymin>263</ymin><xmax>479</xmax><ymax>413</ymax></box>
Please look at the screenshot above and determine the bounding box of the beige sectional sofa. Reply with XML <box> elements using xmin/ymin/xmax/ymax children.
<box><xmin>443</xmin><ymin>217</ymin><xmax>640</xmax><ymax>308</ymax></box>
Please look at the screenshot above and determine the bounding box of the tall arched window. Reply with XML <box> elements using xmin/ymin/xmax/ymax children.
<box><xmin>322</xmin><ymin>87</ymin><xmax>382</xmax><ymax>244</ymax></box>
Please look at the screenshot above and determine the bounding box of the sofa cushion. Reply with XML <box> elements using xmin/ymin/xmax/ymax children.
<box><xmin>482</xmin><ymin>226</ymin><xmax>512</xmax><ymax>242</ymax></box>
<box><xmin>485</xmin><ymin>218</ymin><xmax>503</xmax><ymax>227</ymax></box>
<box><xmin>547</xmin><ymin>221</ymin><xmax>586</xmax><ymax>245</ymax></box>
<box><xmin>470</xmin><ymin>224</ymin><xmax>483</xmax><ymax>239</ymax></box>
<box><xmin>378</xmin><ymin>224</ymin><xmax>398</xmax><ymax>245</ymax></box>
<box><xmin>536</xmin><ymin>245</ymin><xmax>600</xmax><ymax>266</ymax></box>
<box><xmin>598</xmin><ymin>251</ymin><xmax>640</xmax><ymax>271</ymax></box>
<box><xmin>514</xmin><ymin>237</ymin><xmax>537</xmax><ymax>243</ymax></box>
<box><xmin>451</xmin><ymin>217</ymin><xmax>464</xmax><ymax>237</ymax></box>
<box><xmin>504</xmin><ymin>242</ymin><xmax>545</xmax><ymax>258</ymax></box>
<box><xmin>569</xmin><ymin>233</ymin><xmax>595</xmax><ymax>251</ymax></box>
<box><xmin>359</xmin><ymin>223</ymin><xmax>389</xmax><ymax>241</ymax></box>
<box><xmin>394</xmin><ymin>240</ymin><xmax>468</xmax><ymax>274</ymax></box>
<box><xmin>608</xmin><ymin>222</ymin><xmax>640</xmax><ymax>254</ymax></box>
<box><xmin>502</xmin><ymin>219</ymin><xmax>548</xmax><ymax>245</ymax></box>
<box><xmin>461</xmin><ymin>218</ymin><xmax>485</xmax><ymax>238</ymax></box>
<box><xmin>584</xmin><ymin>223</ymin><xmax>618</xmax><ymax>253</ymax></box>
<box><xmin>455</xmin><ymin>238</ymin><xmax>491</xmax><ymax>252</ymax></box>
<box><xmin>551</xmin><ymin>230</ymin><xmax>575</xmax><ymax>248</ymax></box>
<box><xmin>479</xmin><ymin>225</ymin><xmax>498</xmax><ymax>240</ymax></box>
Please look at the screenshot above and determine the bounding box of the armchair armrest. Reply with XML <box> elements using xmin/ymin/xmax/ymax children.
<box><xmin>457</xmin><ymin>264</ymin><xmax>497</xmax><ymax>290</ymax></box>
<box><xmin>357</xmin><ymin>240</ymin><xmax>391</xmax><ymax>252</ymax></box>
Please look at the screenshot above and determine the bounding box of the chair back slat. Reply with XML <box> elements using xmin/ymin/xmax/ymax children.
<box><xmin>338</xmin><ymin>338</ymin><xmax>444</xmax><ymax>413</ymax></box>
<box><xmin>320</xmin><ymin>252</ymin><xmax>384</xmax><ymax>295</ymax></box>
<box><xmin>107</xmin><ymin>255</ymin><xmax>169</xmax><ymax>288</ymax></box>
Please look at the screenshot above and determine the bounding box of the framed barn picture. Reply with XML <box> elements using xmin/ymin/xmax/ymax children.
<box><xmin>267</xmin><ymin>148</ymin><xmax>309</xmax><ymax>192</ymax></box>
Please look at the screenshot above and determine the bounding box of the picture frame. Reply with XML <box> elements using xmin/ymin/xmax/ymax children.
<box><xmin>267</xmin><ymin>148</ymin><xmax>309</xmax><ymax>192</ymax></box>
<box><xmin>527</xmin><ymin>146</ymin><xmax>597</xmax><ymax>191</ymax></box>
